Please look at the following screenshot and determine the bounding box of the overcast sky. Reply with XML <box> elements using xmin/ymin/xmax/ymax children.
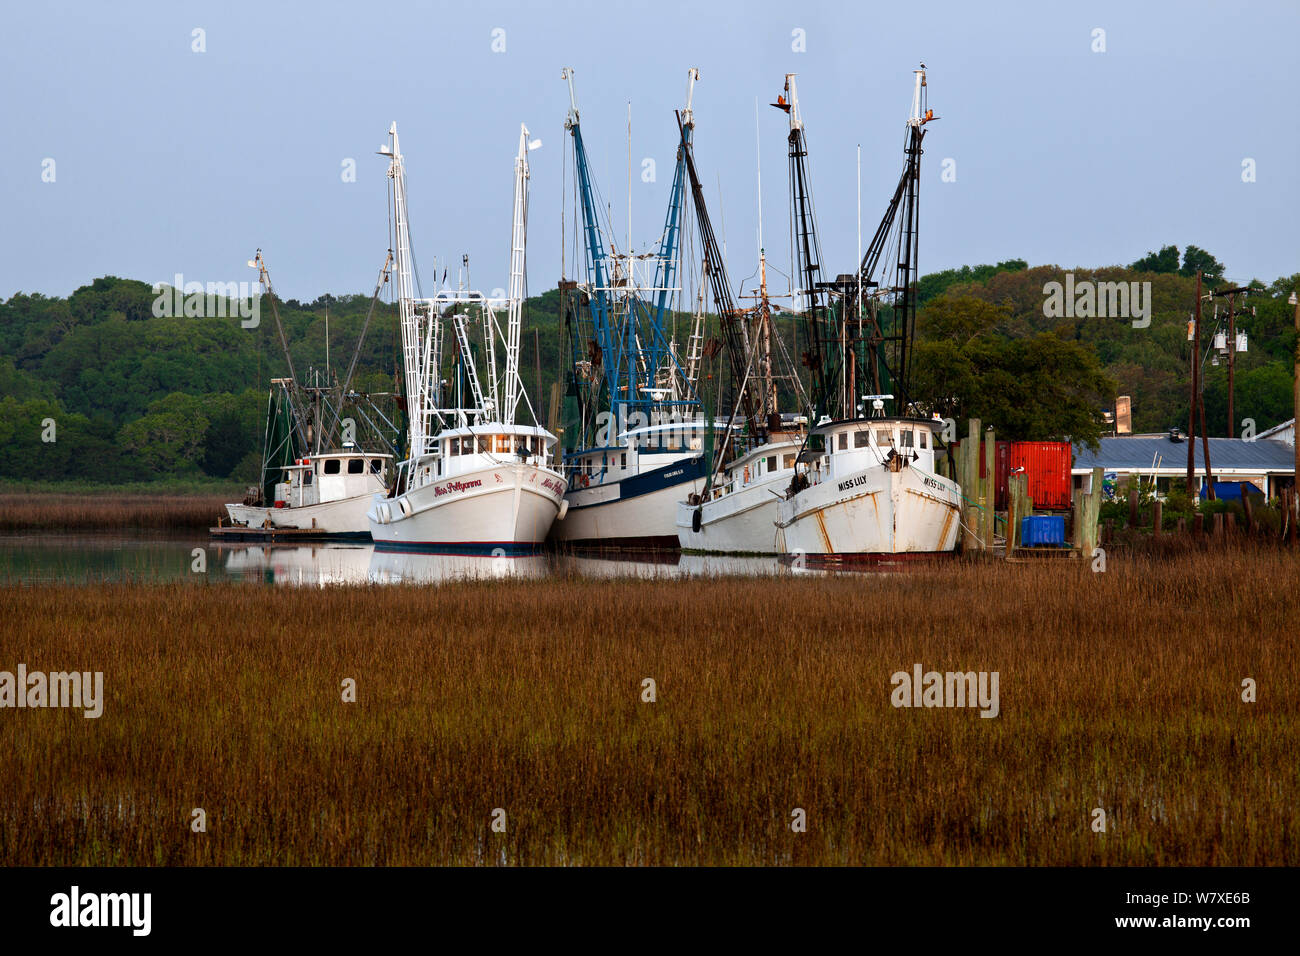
<box><xmin>2</xmin><ymin>0</ymin><xmax>1296</xmax><ymax>303</ymax></box>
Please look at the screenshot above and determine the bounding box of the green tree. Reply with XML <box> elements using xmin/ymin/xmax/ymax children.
<box><xmin>118</xmin><ymin>392</ymin><xmax>211</xmax><ymax>477</ymax></box>
<box><xmin>201</xmin><ymin>389</ymin><xmax>264</xmax><ymax>478</ymax></box>
<box><xmin>1180</xmin><ymin>245</ymin><xmax>1225</xmax><ymax>282</ymax></box>
<box><xmin>1131</xmin><ymin>245</ymin><xmax>1180</xmax><ymax>274</ymax></box>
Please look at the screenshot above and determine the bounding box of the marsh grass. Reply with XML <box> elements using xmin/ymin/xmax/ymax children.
<box><xmin>0</xmin><ymin>548</ymin><xmax>1295</xmax><ymax>865</ymax></box>
<box><xmin>0</xmin><ymin>494</ymin><xmax>226</xmax><ymax>532</ymax></box>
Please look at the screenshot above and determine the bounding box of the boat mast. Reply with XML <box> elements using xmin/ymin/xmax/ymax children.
<box><xmin>681</xmin><ymin>94</ymin><xmax>761</xmax><ymax>450</ymax></box>
<box><xmin>755</xmin><ymin>100</ymin><xmax>776</xmax><ymax>423</ymax></box>
<box><xmin>775</xmin><ymin>75</ymin><xmax>831</xmax><ymax>421</ymax></box>
<box><xmin>248</xmin><ymin>250</ymin><xmax>312</xmax><ymax>454</ymax></box>
<box><xmin>561</xmin><ymin>67</ymin><xmax>699</xmax><ymax>444</ymax></box>
<box><xmin>561</xmin><ymin>67</ymin><xmax>612</xmax><ymax>441</ymax></box>
<box><xmin>854</xmin><ymin>65</ymin><xmax>935</xmax><ymax>417</ymax></box>
<box><xmin>382</xmin><ymin>123</ymin><xmax>432</xmax><ymax>460</ymax></box>
<box><xmin>504</xmin><ymin>123</ymin><xmax>532</xmax><ymax>427</ymax></box>
<box><xmin>651</xmin><ymin>69</ymin><xmax>696</xmax><ymax>347</ymax></box>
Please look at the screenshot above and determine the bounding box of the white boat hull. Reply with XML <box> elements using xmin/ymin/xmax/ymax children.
<box><xmin>368</xmin><ymin>461</ymin><xmax>564</xmax><ymax>552</ymax></box>
<box><xmin>676</xmin><ymin>476</ymin><xmax>785</xmax><ymax>554</ymax></box>
<box><xmin>776</xmin><ymin>462</ymin><xmax>961</xmax><ymax>556</ymax></box>
<box><xmin>549</xmin><ymin>457</ymin><xmax>707</xmax><ymax>548</ymax></box>
<box><xmin>225</xmin><ymin>495</ymin><xmax>376</xmax><ymax>537</ymax></box>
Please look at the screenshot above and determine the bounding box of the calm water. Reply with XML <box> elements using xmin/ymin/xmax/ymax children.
<box><xmin>0</xmin><ymin>532</ymin><xmax>800</xmax><ymax>586</ymax></box>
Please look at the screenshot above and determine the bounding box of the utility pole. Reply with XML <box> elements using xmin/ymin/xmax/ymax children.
<box><xmin>1187</xmin><ymin>271</ymin><xmax>1200</xmax><ymax>496</ymax></box>
<box><xmin>1209</xmin><ymin>285</ymin><xmax>1251</xmax><ymax>438</ymax></box>
<box><xmin>1227</xmin><ymin>292</ymin><xmax>1235</xmax><ymax>438</ymax></box>
<box><xmin>1291</xmin><ymin>289</ymin><xmax>1299</xmax><ymax>507</ymax></box>
<box><xmin>1186</xmin><ymin>271</ymin><xmax>1216</xmax><ymax>500</ymax></box>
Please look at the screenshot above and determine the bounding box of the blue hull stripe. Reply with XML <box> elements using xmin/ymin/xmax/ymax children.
<box><xmin>566</xmin><ymin>455</ymin><xmax>707</xmax><ymax>512</ymax></box>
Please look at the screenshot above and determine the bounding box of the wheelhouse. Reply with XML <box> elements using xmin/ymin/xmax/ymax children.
<box><xmin>798</xmin><ymin>416</ymin><xmax>944</xmax><ymax>485</ymax></box>
<box><xmin>392</xmin><ymin>422</ymin><xmax>558</xmax><ymax>493</ymax></box>
<box><xmin>562</xmin><ymin>420</ymin><xmax>728</xmax><ymax>489</ymax></box>
<box><xmin>272</xmin><ymin>448</ymin><xmax>393</xmax><ymax>508</ymax></box>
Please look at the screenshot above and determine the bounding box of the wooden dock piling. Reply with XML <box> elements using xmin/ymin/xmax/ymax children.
<box><xmin>983</xmin><ymin>426</ymin><xmax>995</xmax><ymax>552</ymax></box>
<box><xmin>1007</xmin><ymin>473</ymin><xmax>1030</xmax><ymax>553</ymax></box>
<box><xmin>963</xmin><ymin>418</ymin><xmax>981</xmax><ymax>552</ymax></box>
<box><xmin>1075</xmin><ymin>467</ymin><xmax>1103</xmax><ymax>558</ymax></box>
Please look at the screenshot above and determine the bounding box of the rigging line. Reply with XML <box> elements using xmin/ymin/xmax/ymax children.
<box><xmin>769</xmin><ymin>310</ymin><xmax>812</xmax><ymax>413</ymax></box>
<box><xmin>706</xmin><ymin>289</ymin><xmax>773</xmax><ymax>485</ymax></box>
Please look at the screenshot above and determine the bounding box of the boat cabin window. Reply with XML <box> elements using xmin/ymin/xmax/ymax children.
<box><xmin>370</xmin><ymin>459</ymin><xmax>383</xmax><ymax>473</ymax></box>
<box><xmin>324</xmin><ymin>459</ymin><xmax>341</xmax><ymax>475</ymax></box>
<box><xmin>919</xmin><ymin>431</ymin><xmax>928</xmax><ymax>449</ymax></box>
<box><xmin>477</xmin><ymin>437</ymin><xmax>489</xmax><ymax>454</ymax></box>
<box><xmin>348</xmin><ymin>458</ymin><xmax>364</xmax><ymax>474</ymax></box>
<box><xmin>837</xmin><ymin>433</ymin><xmax>848</xmax><ymax>450</ymax></box>
<box><xmin>496</xmin><ymin>435</ymin><xmax>511</xmax><ymax>454</ymax></box>
<box><xmin>783</xmin><ymin>454</ymin><xmax>795</xmax><ymax>469</ymax></box>
<box><xmin>620</xmin><ymin>453</ymin><xmax>627</xmax><ymax>468</ymax></box>
<box><xmin>766</xmin><ymin>455</ymin><xmax>776</xmax><ymax>472</ymax></box>
<box><xmin>303</xmin><ymin>470</ymin><xmax>312</xmax><ymax>485</ymax></box>
<box><xmin>854</xmin><ymin>431</ymin><xmax>869</xmax><ymax>448</ymax></box>
<box><xmin>876</xmin><ymin>429</ymin><xmax>893</xmax><ymax>447</ymax></box>
<box><xmin>901</xmin><ymin>429</ymin><xmax>914</xmax><ymax>448</ymax></box>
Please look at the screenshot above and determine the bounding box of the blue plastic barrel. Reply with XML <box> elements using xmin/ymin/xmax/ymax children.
<box><xmin>1021</xmin><ymin>515</ymin><xmax>1066</xmax><ymax>547</ymax></box>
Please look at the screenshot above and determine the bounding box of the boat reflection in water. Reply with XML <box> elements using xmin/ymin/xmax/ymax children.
<box><xmin>368</xmin><ymin>549</ymin><xmax>551</xmax><ymax>584</ymax></box>
<box><xmin>218</xmin><ymin>543</ymin><xmax>374</xmax><ymax>586</ymax></box>
<box><xmin>219</xmin><ymin>543</ymin><xmax>555</xmax><ymax>585</ymax></box>
<box><xmin>213</xmin><ymin>542</ymin><xmax>895</xmax><ymax>586</ymax></box>
<box><xmin>552</xmin><ymin>551</ymin><xmax>784</xmax><ymax>579</ymax></box>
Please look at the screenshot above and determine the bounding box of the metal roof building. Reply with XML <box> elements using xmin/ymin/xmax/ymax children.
<box><xmin>1071</xmin><ymin>434</ymin><xmax>1296</xmax><ymax>498</ymax></box>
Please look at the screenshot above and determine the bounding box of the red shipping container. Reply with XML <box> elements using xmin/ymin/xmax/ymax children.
<box><xmin>1008</xmin><ymin>441</ymin><xmax>1072</xmax><ymax>511</ymax></box>
<box><xmin>950</xmin><ymin>439</ymin><xmax>1072</xmax><ymax>511</ymax></box>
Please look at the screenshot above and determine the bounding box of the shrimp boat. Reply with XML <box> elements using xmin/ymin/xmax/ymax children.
<box><xmin>224</xmin><ymin>436</ymin><xmax>392</xmax><ymax>538</ymax></box>
<box><xmin>367</xmin><ymin>123</ymin><xmax>565</xmax><ymax>553</ymax></box>
<box><xmin>548</xmin><ymin>69</ymin><xmax>712</xmax><ymax>549</ymax></box>
<box><xmin>773</xmin><ymin>68</ymin><xmax>962</xmax><ymax>559</ymax></box>
<box><xmin>776</xmin><ymin>410</ymin><xmax>960</xmax><ymax>556</ymax></box>
<box><xmin>675</xmin><ymin>89</ymin><xmax>810</xmax><ymax>554</ymax></box>
<box><xmin>220</xmin><ymin>248</ymin><xmax>402</xmax><ymax>540</ymax></box>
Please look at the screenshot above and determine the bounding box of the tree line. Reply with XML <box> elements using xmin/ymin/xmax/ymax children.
<box><xmin>1</xmin><ymin>248</ymin><xmax>1295</xmax><ymax>484</ymax></box>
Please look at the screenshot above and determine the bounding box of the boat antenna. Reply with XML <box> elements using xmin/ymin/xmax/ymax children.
<box><xmin>627</xmin><ymin>101</ymin><xmax>632</xmax><ymax>263</ymax></box>
<box><xmin>755</xmin><ymin>97</ymin><xmax>764</xmax><ymax>258</ymax></box>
